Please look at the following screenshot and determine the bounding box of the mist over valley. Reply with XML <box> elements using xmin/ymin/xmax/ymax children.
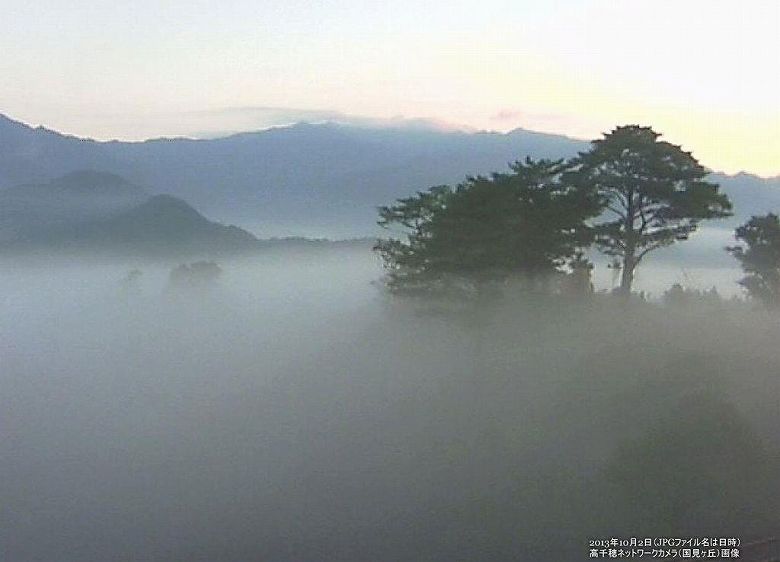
<box><xmin>1</xmin><ymin>113</ymin><xmax>779</xmax><ymax>561</ymax></box>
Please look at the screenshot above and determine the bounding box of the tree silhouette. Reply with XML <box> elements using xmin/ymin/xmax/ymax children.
<box><xmin>727</xmin><ymin>213</ymin><xmax>780</xmax><ymax>308</ymax></box>
<box><xmin>375</xmin><ymin>158</ymin><xmax>598</xmax><ymax>296</ymax></box>
<box><xmin>566</xmin><ymin>126</ymin><xmax>732</xmax><ymax>294</ymax></box>
<box><xmin>168</xmin><ymin>261</ymin><xmax>222</xmax><ymax>290</ymax></box>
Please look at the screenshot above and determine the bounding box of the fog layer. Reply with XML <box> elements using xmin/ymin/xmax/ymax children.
<box><xmin>1</xmin><ymin>249</ymin><xmax>778</xmax><ymax>561</ymax></box>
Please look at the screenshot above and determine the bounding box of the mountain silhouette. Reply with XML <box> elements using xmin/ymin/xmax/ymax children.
<box><xmin>0</xmin><ymin>169</ymin><xmax>257</xmax><ymax>256</ymax></box>
<box><xmin>1</xmin><ymin>112</ymin><xmax>778</xmax><ymax>238</ymax></box>
<box><xmin>0</xmin><ymin>113</ymin><xmax>588</xmax><ymax>236</ymax></box>
<box><xmin>75</xmin><ymin>194</ymin><xmax>258</xmax><ymax>255</ymax></box>
<box><xmin>0</xmin><ymin>170</ymin><xmax>147</xmax><ymax>242</ymax></box>
<box><xmin>5</xmin><ymin>170</ymin><xmax>145</xmax><ymax>198</ymax></box>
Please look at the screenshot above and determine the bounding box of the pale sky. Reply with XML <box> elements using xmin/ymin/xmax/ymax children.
<box><xmin>2</xmin><ymin>0</ymin><xmax>778</xmax><ymax>176</ymax></box>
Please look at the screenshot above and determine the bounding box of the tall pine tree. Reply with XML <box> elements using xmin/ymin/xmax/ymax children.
<box><xmin>566</xmin><ymin>125</ymin><xmax>732</xmax><ymax>294</ymax></box>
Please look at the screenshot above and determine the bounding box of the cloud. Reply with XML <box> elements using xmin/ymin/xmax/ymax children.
<box><xmin>185</xmin><ymin>106</ymin><xmax>348</xmax><ymax>137</ymax></box>
<box><xmin>183</xmin><ymin>107</ymin><xmax>475</xmax><ymax>138</ymax></box>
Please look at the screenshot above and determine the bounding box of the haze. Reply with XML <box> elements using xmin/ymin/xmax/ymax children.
<box><xmin>2</xmin><ymin>252</ymin><xmax>779</xmax><ymax>561</ymax></box>
<box><xmin>2</xmin><ymin>2</ymin><xmax>780</xmax><ymax>560</ymax></box>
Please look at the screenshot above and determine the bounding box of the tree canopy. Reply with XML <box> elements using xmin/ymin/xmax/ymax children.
<box><xmin>566</xmin><ymin>125</ymin><xmax>732</xmax><ymax>294</ymax></box>
<box><xmin>375</xmin><ymin>158</ymin><xmax>598</xmax><ymax>297</ymax></box>
<box><xmin>727</xmin><ymin>213</ymin><xmax>780</xmax><ymax>308</ymax></box>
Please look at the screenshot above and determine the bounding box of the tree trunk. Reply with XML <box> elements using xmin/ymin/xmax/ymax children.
<box><xmin>622</xmin><ymin>191</ymin><xmax>637</xmax><ymax>296</ymax></box>
<box><xmin>620</xmin><ymin>254</ymin><xmax>635</xmax><ymax>295</ymax></box>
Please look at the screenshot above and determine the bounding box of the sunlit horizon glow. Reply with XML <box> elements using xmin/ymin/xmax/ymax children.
<box><xmin>2</xmin><ymin>0</ymin><xmax>778</xmax><ymax>176</ymax></box>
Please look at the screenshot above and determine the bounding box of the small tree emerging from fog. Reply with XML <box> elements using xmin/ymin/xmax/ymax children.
<box><xmin>566</xmin><ymin>125</ymin><xmax>732</xmax><ymax>294</ymax></box>
<box><xmin>727</xmin><ymin>213</ymin><xmax>780</xmax><ymax>308</ymax></box>
<box><xmin>662</xmin><ymin>283</ymin><xmax>722</xmax><ymax>308</ymax></box>
<box><xmin>168</xmin><ymin>261</ymin><xmax>222</xmax><ymax>290</ymax></box>
<box><xmin>375</xmin><ymin>158</ymin><xmax>599</xmax><ymax>296</ymax></box>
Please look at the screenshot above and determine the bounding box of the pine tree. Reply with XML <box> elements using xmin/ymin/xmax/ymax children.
<box><xmin>727</xmin><ymin>213</ymin><xmax>780</xmax><ymax>308</ymax></box>
<box><xmin>375</xmin><ymin>158</ymin><xmax>598</xmax><ymax>297</ymax></box>
<box><xmin>566</xmin><ymin>125</ymin><xmax>732</xmax><ymax>294</ymax></box>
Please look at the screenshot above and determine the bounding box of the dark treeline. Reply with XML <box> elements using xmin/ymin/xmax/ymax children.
<box><xmin>376</xmin><ymin>125</ymin><xmax>778</xmax><ymax>307</ymax></box>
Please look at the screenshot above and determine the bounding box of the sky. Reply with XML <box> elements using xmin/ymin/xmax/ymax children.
<box><xmin>1</xmin><ymin>0</ymin><xmax>778</xmax><ymax>176</ymax></box>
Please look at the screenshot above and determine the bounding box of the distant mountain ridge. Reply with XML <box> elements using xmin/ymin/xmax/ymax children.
<box><xmin>1</xmin><ymin>112</ymin><xmax>778</xmax><ymax>239</ymax></box>
<box><xmin>5</xmin><ymin>170</ymin><xmax>145</xmax><ymax>198</ymax></box>
<box><xmin>0</xmin><ymin>113</ymin><xmax>588</xmax><ymax>237</ymax></box>
<box><xmin>42</xmin><ymin>194</ymin><xmax>259</xmax><ymax>256</ymax></box>
<box><xmin>0</xmin><ymin>170</ymin><xmax>147</xmax><ymax>242</ymax></box>
<box><xmin>0</xmin><ymin>170</ymin><xmax>258</xmax><ymax>256</ymax></box>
